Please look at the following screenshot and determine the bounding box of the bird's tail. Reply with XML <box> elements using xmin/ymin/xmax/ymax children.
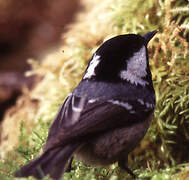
<box><xmin>15</xmin><ymin>143</ymin><xmax>80</xmax><ymax>180</ymax></box>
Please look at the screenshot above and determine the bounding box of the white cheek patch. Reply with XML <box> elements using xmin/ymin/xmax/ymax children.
<box><xmin>120</xmin><ymin>46</ymin><xmax>149</xmax><ymax>86</ymax></box>
<box><xmin>83</xmin><ymin>54</ymin><xmax>101</xmax><ymax>79</ymax></box>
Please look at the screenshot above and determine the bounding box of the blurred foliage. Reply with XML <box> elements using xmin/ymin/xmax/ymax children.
<box><xmin>149</xmin><ymin>0</ymin><xmax>189</xmax><ymax>166</ymax></box>
<box><xmin>15</xmin><ymin>120</ymin><xmax>49</xmax><ymax>162</ymax></box>
<box><xmin>0</xmin><ymin>0</ymin><xmax>189</xmax><ymax>179</ymax></box>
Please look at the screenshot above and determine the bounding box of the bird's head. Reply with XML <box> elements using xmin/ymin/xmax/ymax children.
<box><xmin>83</xmin><ymin>31</ymin><xmax>157</xmax><ymax>87</ymax></box>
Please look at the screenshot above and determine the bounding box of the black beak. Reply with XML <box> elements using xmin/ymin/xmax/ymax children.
<box><xmin>143</xmin><ymin>30</ymin><xmax>158</xmax><ymax>44</ymax></box>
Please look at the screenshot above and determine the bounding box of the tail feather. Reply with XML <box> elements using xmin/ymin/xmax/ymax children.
<box><xmin>15</xmin><ymin>144</ymin><xmax>80</xmax><ymax>180</ymax></box>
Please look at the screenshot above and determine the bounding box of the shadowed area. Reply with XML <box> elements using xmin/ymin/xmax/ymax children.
<box><xmin>0</xmin><ymin>0</ymin><xmax>81</xmax><ymax>122</ymax></box>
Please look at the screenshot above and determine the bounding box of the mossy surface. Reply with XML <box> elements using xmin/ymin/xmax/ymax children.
<box><xmin>0</xmin><ymin>0</ymin><xmax>189</xmax><ymax>179</ymax></box>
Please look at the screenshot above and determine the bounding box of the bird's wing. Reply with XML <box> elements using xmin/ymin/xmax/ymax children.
<box><xmin>44</xmin><ymin>94</ymin><xmax>153</xmax><ymax>151</ymax></box>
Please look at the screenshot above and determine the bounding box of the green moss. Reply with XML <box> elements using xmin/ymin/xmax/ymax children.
<box><xmin>0</xmin><ymin>0</ymin><xmax>189</xmax><ymax>179</ymax></box>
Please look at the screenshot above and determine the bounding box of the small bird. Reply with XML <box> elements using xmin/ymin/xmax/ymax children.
<box><xmin>15</xmin><ymin>31</ymin><xmax>157</xmax><ymax>180</ymax></box>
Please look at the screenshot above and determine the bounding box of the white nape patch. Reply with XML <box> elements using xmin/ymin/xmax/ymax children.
<box><xmin>119</xmin><ymin>46</ymin><xmax>149</xmax><ymax>86</ymax></box>
<box><xmin>83</xmin><ymin>54</ymin><xmax>101</xmax><ymax>79</ymax></box>
<box><xmin>108</xmin><ymin>100</ymin><xmax>132</xmax><ymax>110</ymax></box>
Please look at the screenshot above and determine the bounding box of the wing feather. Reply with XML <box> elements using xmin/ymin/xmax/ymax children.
<box><xmin>44</xmin><ymin>94</ymin><xmax>153</xmax><ymax>151</ymax></box>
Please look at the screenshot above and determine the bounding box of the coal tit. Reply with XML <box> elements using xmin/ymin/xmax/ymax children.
<box><xmin>15</xmin><ymin>31</ymin><xmax>157</xmax><ymax>180</ymax></box>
